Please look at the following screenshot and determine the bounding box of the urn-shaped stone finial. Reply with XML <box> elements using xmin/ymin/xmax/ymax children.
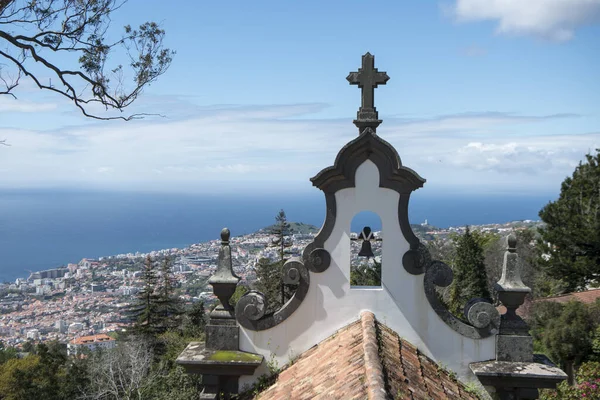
<box><xmin>472</xmin><ymin>233</ymin><xmax>567</xmax><ymax>396</ymax></box>
<box><xmin>208</xmin><ymin>228</ymin><xmax>240</xmax><ymax>314</ymax></box>
<box><xmin>177</xmin><ymin>228</ymin><xmax>263</xmax><ymax>398</ymax></box>
<box><xmin>494</xmin><ymin>234</ymin><xmax>531</xmax><ymax>336</ymax></box>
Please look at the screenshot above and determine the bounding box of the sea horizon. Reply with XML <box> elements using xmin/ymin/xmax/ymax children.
<box><xmin>0</xmin><ymin>188</ymin><xmax>556</xmax><ymax>283</ymax></box>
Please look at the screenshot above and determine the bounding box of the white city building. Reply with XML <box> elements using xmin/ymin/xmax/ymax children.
<box><xmin>67</xmin><ymin>334</ymin><xmax>116</xmax><ymax>355</ymax></box>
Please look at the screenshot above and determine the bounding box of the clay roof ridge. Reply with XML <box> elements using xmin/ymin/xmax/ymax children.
<box><xmin>360</xmin><ymin>311</ymin><xmax>387</xmax><ymax>400</ymax></box>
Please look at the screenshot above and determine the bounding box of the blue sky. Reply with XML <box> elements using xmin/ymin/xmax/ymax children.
<box><xmin>1</xmin><ymin>0</ymin><xmax>599</xmax><ymax>195</ymax></box>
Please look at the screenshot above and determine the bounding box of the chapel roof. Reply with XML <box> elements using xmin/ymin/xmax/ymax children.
<box><xmin>239</xmin><ymin>312</ymin><xmax>481</xmax><ymax>400</ymax></box>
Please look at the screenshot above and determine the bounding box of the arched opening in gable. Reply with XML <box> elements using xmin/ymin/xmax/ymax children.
<box><xmin>350</xmin><ymin>211</ymin><xmax>382</xmax><ymax>288</ymax></box>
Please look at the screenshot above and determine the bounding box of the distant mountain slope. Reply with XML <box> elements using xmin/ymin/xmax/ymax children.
<box><xmin>258</xmin><ymin>222</ymin><xmax>320</xmax><ymax>235</ymax></box>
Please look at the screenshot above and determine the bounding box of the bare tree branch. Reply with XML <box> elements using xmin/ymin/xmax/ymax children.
<box><xmin>85</xmin><ymin>338</ymin><xmax>155</xmax><ymax>400</ymax></box>
<box><xmin>0</xmin><ymin>0</ymin><xmax>174</xmax><ymax>121</ymax></box>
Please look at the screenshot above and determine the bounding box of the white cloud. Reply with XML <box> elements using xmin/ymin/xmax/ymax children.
<box><xmin>0</xmin><ymin>105</ymin><xmax>597</xmax><ymax>194</ymax></box>
<box><xmin>448</xmin><ymin>141</ymin><xmax>580</xmax><ymax>173</ymax></box>
<box><xmin>204</xmin><ymin>164</ymin><xmax>271</xmax><ymax>174</ymax></box>
<box><xmin>449</xmin><ymin>0</ymin><xmax>600</xmax><ymax>41</ymax></box>
<box><xmin>0</xmin><ymin>97</ymin><xmax>57</xmax><ymax>113</ymax></box>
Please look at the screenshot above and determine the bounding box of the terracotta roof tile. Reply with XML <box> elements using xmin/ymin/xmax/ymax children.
<box><xmin>246</xmin><ymin>312</ymin><xmax>482</xmax><ymax>400</ymax></box>
<box><xmin>537</xmin><ymin>288</ymin><xmax>600</xmax><ymax>305</ymax></box>
<box><xmin>70</xmin><ymin>333</ymin><xmax>114</xmax><ymax>345</ymax></box>
<box><xmin>497</xmin><ymin>290</ymin><xmax>600</xmax><ymax>318</ymax></box>
<box><xmin>253</xmin><ymin>319</ymin><xmax>368</xmax><ymax>400</ymax></box>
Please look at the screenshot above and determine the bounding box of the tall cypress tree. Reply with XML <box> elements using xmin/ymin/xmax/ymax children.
<box><xmin>269</xmin><ymin>209</ymin><xmax>292</xmax><ymax>264</ymax></box>
<box><xmin>156</xmin><ymin>257</ymin><xmax>183</xmax><ymax>332</ymax></box>
<box><xmin>267</xmin><ymin>210</ymin><xmax>296</xmax><ymax>305</ymax></box>
<box><xmin>447</xmin><ymin>226</ymin><xmax>491</xmax><ymax>317</ymax></box>
<box><xmin>126</xmin><ymin>256</ymin><xmax>162</xmax><ymax>336</ymax></box>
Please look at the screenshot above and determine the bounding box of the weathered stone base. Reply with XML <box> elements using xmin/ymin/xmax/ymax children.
<box><xmin>494</xmin><ymin>387</ymin><xmax>539</xmax><ymax>400</ymax></box>
<box><xmin>200</xmin><ymin>375</ymin><xmax>239</xmax><ymax>399</ymax></box>
<box><xmin>496</xmin><ymin>335</ymin><xmax>533</xmax><ymax>362</ymax></box>
<box><xmin>206</xmin><ymin>318</ymin><xmax>239</xmax><ymax>351</ymax></box>
<box><xmin>470</xmin><ymin>359</ymin><xmax>567</xmax><ymax>400</ymax></box>
<box><xmin>176</xmin><ymin>341</ymin><xmax>263</xmax><ymax>399</ymax></box>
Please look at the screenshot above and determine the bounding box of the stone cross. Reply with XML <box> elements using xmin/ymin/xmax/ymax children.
<box><xmin>347</xmin><ymin>52</ymin><xmax>390</xmax><ymax>130</ymax></box>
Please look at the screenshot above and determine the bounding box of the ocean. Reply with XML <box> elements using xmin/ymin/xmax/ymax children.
<box><xmin>0</xmin><ymin>189</ymin><xmax>556</xmax><ymax>283</ymax></box>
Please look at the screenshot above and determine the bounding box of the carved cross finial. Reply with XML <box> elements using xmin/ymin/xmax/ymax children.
<box><xmin>347</xmin><ymin>53</ymin><xmax>390</xmax><ymax>131</ymax></box>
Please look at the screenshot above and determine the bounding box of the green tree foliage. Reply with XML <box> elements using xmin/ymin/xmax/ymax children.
<box><xmin>540</xmin><ymin>361</ymin><xmax>600</xmax><ymax>399</ymax></box>
<box><xmin>156</xmin><ymin>257</ymin><xmax>184</xmax><ymax>332</ymax></box>
<box><xmin>529</xmin><ymin>300</ymin><xmax>564</xmax><ymax>352</ymax></box>
<box><xmin>1</xmin><ymin>331</ymin><xmax>202</xmax><ymax>399</ymax></box>
<box><xmin>253</xmin><ymin>209</ymin><xmax>298</xmax><ymax>311</ymax></box>
<box><xmin>447</xmin><ymin>226</ymin><xmax>491</xmax><ymax>317</ymax></box>
<box><xmin>531</xmin><ymin>300</ymin><xmax>599</xmax><ymax>383</ymax></box>
<box><xmin>480</xmin><ymin>228</ymin><xmax>561</xmax><ymax>300</ymax></box>
<box><xmin>126</xmin><ymin>256</ymin><xmax>163</xmax><ymax>337</ymax></box>
<box><xmin>593</xmin><ymin>325</ymin><xmax>600</xmax><ymax>358</ymax></box>
<box><xmin>125</xmin><ymin>256</ymin><xmax>187</xmax><ymax>360</ymax></box>
<box><xmin>182</xmin><ymin>301</ymin><xmax>207</xmax><ymax>337</ymax></box>
<box><xmin>20</xmin><ymin>340</ymin><xmax>34</xmax><ymax>354</ymax></box>
<box><xmin>537</xmin><ymin>149</ymin><xmax>600</xmax><ymax>291</ymax></box>
<box><xmin>350</xmin><ymin>258</ymin><xmax>381</xmax><ymax>286</ymax></box>
<box><xmin>84</xmin><ymin>331</ymin><xmax>203</xmax><ymax>399</ymax></box>
<box><xmin>0</xmin><ymin>342</ymin><xmax>17</xmax><ymax>364</ymax></box>
<box><xmin>0</xmin><ymin>0</ymin><xmax>174</xmax><ymax>120</ymax></box>
<box><xmin>269</xmin><ymin>209</ymin><xmax>292</xmax><ymax>264</ymax></box>
<box><xmin>0</xmin><ymin>341</ymin><xmax>88</xmax><ymax>400</ymax></box>
<box><xmin>148</xmin><ymin>329</ymin><xmax>204</xmax><ymax>400</ymax></box>
<box><xmin>0</xmin><ymin>355</ymin><xmax>42</xmax><ymax>400</ymax></box>
<box><xmin>144</xmin><ymin>364</ymin><xmax>203</xmax><ymax>400</ymax></box>
<box><xmin>230</xmin><ymin>284</ymin><xmax>250</xmax><ymax>307</ymax></box>
<box><xmin>545</xmin><ymin>301</ymin><xmax>595</xmax><ymax>375</ymax></box>
<box><xmin>427</xmin><ymin>229</ymin><xmax>498</xmax><ymax>292</ymax></box>
<box><xmin>254</xmin><ymin>258</ymin><xmax>283</xmax><ymax>314</ymax></box>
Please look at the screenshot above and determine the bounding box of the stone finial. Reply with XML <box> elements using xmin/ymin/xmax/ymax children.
<box><xmin>471</xmin><ymin>233</ymin><xmax>567</xmax><ymax>398</ymax></box>
<box><xmin>507</xmin><ymin>234</ymin><xmax>517</xmax><ymax>252</ymax></box>
<box><xmin>177</xmin><ymin>228</ymin><xmax>263</xmax><ymax>399</ymax></box>
<box><xmin>494</xmin><ymin>234</ymin><xmax>533</xmax><ymax>360</ymax></box>
<box><xmin>347</xmin><ymin>52</ymin><xmax>389</xmax><ymax>132</ymax></box>
<box><xmin>221</xmin><ymin>227</ymin><xmax>230</xmax><ymax>244</ymax></box>
<box><xmin>208</xmin><ymin>227</ymin><xmax>240</xmax><ymax>315</ymax></box>
<box><xmin>495</xmin><ymin>234</ymin><xmax>531</xmax><ymax>317</ymax></box>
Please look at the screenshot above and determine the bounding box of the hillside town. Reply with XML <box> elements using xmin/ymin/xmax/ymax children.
<box><xmin>0</xmin><ymin>219</ymin><xmax>542</xmax><ymax>351</ymax></box>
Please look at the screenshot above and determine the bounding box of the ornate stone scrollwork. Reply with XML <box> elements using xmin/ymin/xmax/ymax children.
<box><xmin>283</xmin><ymin>264</ymin><xmax>300</xmax><ymax>285</ymax></box>
<box><xmin>429</xmin><ymin>260</ymin><xmax>453</xmax><ymax>287</ymax></box>
<box><xmin>423</xmin><ymin>250</ymin><xmax>500</xmax><ymax>339</ymax></box>
<box><xmin>235</xmin><ymin>255</ymin><xmax>315</xmax><ymax>331</ymax></box>
<box><xmin>308</xmin><ymin>248</ymin><xmax>331</xmax><ymax>273</ymax></box>
<box><xmin>235</xmin><ymin>290</ymin><xmax>266</xmax><ymax>321</ymax></box>
<box><xmin>402</xmin><ymin>242</ymin><xmax>432</xmax><ymax>275</ymax></box>
<box><xmin>465</xmin><ymin>299</ymin><xmax>500</xmax><ymax>332</ymax></box>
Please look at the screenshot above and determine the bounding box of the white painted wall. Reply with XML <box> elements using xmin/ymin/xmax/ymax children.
<box><xmin>239</xmin><ymin>160</ymin><xmax>494</xmax><ymax>389</ymax></box>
